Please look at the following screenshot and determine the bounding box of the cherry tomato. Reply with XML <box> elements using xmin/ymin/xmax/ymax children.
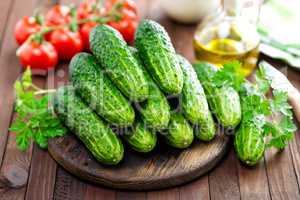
<box><xmin>108</xmin><ymin>8</ymin><xmax>139</xmax><ymax>43</ymax></box>
<box><xmin>80</xmin><ymin>22</ymin><xmax>97</xmax><ymax>50</ymax></box>
<box><xmin>77</xmin><ymin>0</ymin><xmax>99</xmax><ymax>20</ymax></box>
<box><xmin>14</xmin><ymin>16</ymin><xmax>41</xmax><ymax>45</ymax></box>
<box><xmin>49</xmin><ymin>29</ymin><xmax>83</xmax><ymax>61</ymax></box>
<box><xmin>46</xmin><ymin>5</ymin><xmax>72</xmax><ymax>26</ymax></box>
<box><xmin>17</xmin><ymin>41</ymin><xmax>58</xmax><ymax>71</ymax></box>
<box><xmin>105</xmin><ymin>0</ymin><xmax>137</xmax><ymax>14</ymax></box>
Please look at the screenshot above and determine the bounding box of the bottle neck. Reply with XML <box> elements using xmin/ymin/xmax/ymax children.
<box><xmin>222</xmin><ymin>0</ymin><xmax>262</xmax><ymax>25</ymax></box>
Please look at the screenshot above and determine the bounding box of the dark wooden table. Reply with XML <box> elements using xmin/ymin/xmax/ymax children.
<box><xmin>0</xmin><ymin>0</ymin><xmax>300</xmax><ymax>199</ymax></box>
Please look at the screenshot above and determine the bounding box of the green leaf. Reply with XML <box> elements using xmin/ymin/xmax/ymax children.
<box><xmin>10</xmin><ymin>68</ymin><xmax>64</xmax><ymax>151</ymax></box>
<box><xmin>255</xmin><ymin>66</ymin><xmax>271</xmax><ymax>94</ymax></box>
<box><xmin>271</xmin><ymin>90</ymin><xmax>292</xmax><ymax>116</ymax></box>
<box><xmin>213</xmin><ymin>61</ymin><xmax>244</xmax><ymax>91</ymax></box>
<box><xmin>16</xmin><ymin>130</ymin><xmax>31</xmax><ymax>151</ymax></box>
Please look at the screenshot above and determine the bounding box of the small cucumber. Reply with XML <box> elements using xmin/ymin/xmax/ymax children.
<box><xmin>178</xmin><ymin>55</ymin><xmax>216</xmax><ymax>141</ymax></box>
<box><xmin>164</xmin><ymin>114</ymin><xmax>194</xmax><ymax>149</ymax></box>
<box><xmin>53</xmin><ymin>86</ymin><xmax>124</xmax><ymax>165</ymax></box>
<box><xmin>131</xmin><ymin>47</ymin><xmax>170</xmax><ymax>130</ymax></box>
<box><xmin>193</xmin><ymin>63</ymin><xmax>242</xmax><ymax>128</ymax></box>
<box><xmin>70</xmin><ymin>52</ymin><xmax>135</xmax><ymax>126</ymax></box>
<box><xmin>124</xmin><ymin>122</ymin><xmax>157</xmax><ymax>153</ymax></box>
<box><xmin>135</xmin><ymin>20</ymin><xmax>183</xmax><ymax>95</ymax></box>
<box><xmin>234</xmin><ymin>122</ymin><xmax>265</xmax><ymax>166</ymax></box>
<box><xmin>90</xmin><ymin>25</ymin><xmax>149</xmax><ymax>102</ymax></box>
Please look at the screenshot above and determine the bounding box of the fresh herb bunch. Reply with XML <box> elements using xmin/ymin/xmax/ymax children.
<box><xmin>194</xmin><ymin>61</ymin><xmax>245</xmax><ymax>91</ymax></box>
<box><xmin>212</xmin><ymin>61</ymin><xmax>245</xmax><ymax>91</ymax></box>
<box><xmin>9</xmin><ymin>68</ymin><xmax>66</xmax><ymax>151</ymax></box>
<box><xmin>240</xmin><ymin>65</ymin><xmax>297</xmax><ymax>149</ymax></box>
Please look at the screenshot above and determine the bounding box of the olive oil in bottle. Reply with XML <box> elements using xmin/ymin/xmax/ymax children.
<box><xmin>193</xmin><ymin>0</ymin><xmax>261</xmax><ymax>76</ymax></box>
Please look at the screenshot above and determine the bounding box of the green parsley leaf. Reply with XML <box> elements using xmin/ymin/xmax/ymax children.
<box><xmin>213</xmin><ymin>61</ymin><xmax>244</xmax><ymax>91</ymax></box>
<box><xmin>10</xmin><ymin>68</ymin><xmax>66</xmax><ymax>151</ymax></box>
<box><xmin>255</xmin><ymin>66</ymin><xmax>271</xmax><ymax>94</ymax></box>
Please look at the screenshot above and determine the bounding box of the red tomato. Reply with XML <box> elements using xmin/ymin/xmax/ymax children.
<box><xmin>105</xmin><ymin>0</ymin><xmax>137</xmax><ymax>14</ymax></box>
<box><xmin>77</xmin><ymin>0</ymin><xmax>99</xmax><ymax>20</ymax></box>
<box><xmin>108</xmin><ymin>8</ymin><xmax>139</xmax><ymax>43</ymax></box>
<box><xmin>17</xmin><ymin>41</ymin><xmax>58</xmax><ymax>71</ymax></box>
<box><xmin>80</xmin><ymin>22</ymin><xmax>97</xmax><ymax>50</ymax></box>
<box><xmin>46</xmin><ymin>5</ymin><xmax>72</xmax><ymax>26</ymax></box>
<box><xmin>49</xmin><ymin>29</ymin><xmax>83</xmax><ymax>61</ymax></box>
<box><xmin>14</xmin><ymin>16</ymin><xmax>41</xmax><ymax>45</ymax></box>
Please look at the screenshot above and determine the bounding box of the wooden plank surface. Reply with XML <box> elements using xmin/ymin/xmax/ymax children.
<box><xmin>0</xmin><ymin>0</ymin><xmax>13</xmax><ymax>44</ymax></box>
<box><xmin>0</xmin><ymin>0</ymin><xmax>43</xmax><ymax>199</ymax></box>
<box><xmin>179</xmin><ymin>177</ymin><xmax>210</xmax><ymax>200</ymax></box>
<box><xmin>237</xmin><ymin>159</ymin><xmax>271</xmax><ymax>200</ymax></box>
<box><xmin>0</xmin><ymin>0</ymin><xmax>299</xmax><ymax>199</ymax></box>
<box><xmin>209</xmin><ymin>148</ymin><xmax>240</xmax><ymax>200</ymax></box>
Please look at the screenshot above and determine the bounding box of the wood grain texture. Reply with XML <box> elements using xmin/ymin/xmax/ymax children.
<box><xmin>48</xmin><ymin>128</ymin><xmax>229</xmax><ymax>190</ymax></box>
<box><xmin>179</xmin><ymin>176</ymin><xmax>210</xmax><ymax>200</ymax></box>
<box><xmin>0</xmin><ymin>0</ymin><xmax>13</xmax><ymax>45</ymax></box>
<box><xmin>289</xmin><ymin>123</ymin><xmax>300</xmax><ymax>193</ymax></box>
<box><xmin>286</xmin><ymin>66</ymin><xmax>300</xmax><ymax>192</ymax></box>
<box><xmin>25</xmin><ymin>145</ymin><xmax>58</xmax><ymax>200</ymax></box>
<box><xmin>147</xmin><ymin>187</ymin><xmax>179</xmax><ymax>200</ymax></box>
<box><xmin>237</xmin><ymin>160</ymin><xmax>271</xmax><ymax>200</ymax></box>
<box><xmin>53</xmin><ymin>167</ymin><xmax>87</xmax><ymax>200</ymax></box>
<box><xmin>209</xmin><ymin>147</ymin><xmax>240</xmax><ymax>200</ymax></box>
<box><xmin>116</xmin><ymin>191</ymin><xmax>145</xmax><ymax>200</ymax></box>
<box><xmin>0</xmin><ymin>0</ymin><xmax>22</xmax><ymax>169</ymax></box>
<box><xmin>265</xmin><ymin>147</ymin><xmax>300</xmax><ymax>200</ymax></box>
<box><xmin>85</xmin><ymin>184</ymin><xmax>116</xmax><ymax>200</ymax></box>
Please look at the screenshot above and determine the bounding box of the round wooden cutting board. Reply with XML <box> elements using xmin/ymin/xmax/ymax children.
<box><xmin>48</xmin><ymin>127</ymin><xmax>230</xmax><ymax>190</ymax></box>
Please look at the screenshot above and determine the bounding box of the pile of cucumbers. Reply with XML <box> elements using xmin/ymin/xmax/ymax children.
<box><xmin>53</xmin><ymin>20</ymin><xmax>242</xmax><ymax>165</ymax></box>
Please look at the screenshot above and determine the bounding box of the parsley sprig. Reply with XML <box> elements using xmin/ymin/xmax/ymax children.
<box><xmin>9</xmin><ymin>68</ymin><xmax>66</xmax><ymax>151</ymax></box>
<box><xmin>240</xmin><ymin>64</ymin><xmax>297</xmax><ymax>149</ymax></box>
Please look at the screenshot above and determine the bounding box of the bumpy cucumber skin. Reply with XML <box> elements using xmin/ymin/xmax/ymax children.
<box><xmin>134</xmin><ymin>20</ymin><xmax>183</xmax><ymax>95</ymax></box>
<box><xmin>70</xmin><ymin>53</ymin><xmax>135</xmax><ymax>126</ymax></box>
<box><xmin>234</xmin><ymin>123</ymin><xmax>265</xmax><ymax>166</ymax></box>
<box><xmin>193</xmin><ymin>63</ymin><xmax>242</xmax><ymax>128</ymax></box>
<box><xmin>53</xmin><ymin>86</ymin><xmax>124</xmax><ymax>165</ymax></box>
<box><xmin>164</xmin><ymin>114</ymin><xmax>194</xmax><ymax>149</ymax></box>
<box><xmin>209</xmin><ymin>86</ymin><xmax>241</xmax><ymax>128</ymax></box>
<box><xmin>124</xmin><ymin>122</ymin><xmax>157</xmax><ymax>153</ymax></box>
<box><xmin>90</xmin><ymin>25</ymin><xmax>149</xmax><ymax>102</ymax></box>
<box><xmin>178</xmin><ymin>55</ymin><xmax>216</xmax><ymax>141</ymax></box>
<box><xmin>131</xmin><ymin>48</ymin><xmax>170</xmax><ymax>130</ymax></box>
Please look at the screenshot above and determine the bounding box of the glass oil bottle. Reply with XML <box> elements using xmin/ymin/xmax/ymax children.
<box><xmin>193</xmin><ymin>0</ymin><xmax>261</xmax><ymax>76</ymax></box>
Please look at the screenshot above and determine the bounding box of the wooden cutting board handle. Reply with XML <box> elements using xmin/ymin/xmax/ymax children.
<box><xmin>289</xmin><ymin>87</ymin><xmax>300</xmax><ymax>123</ymax></box>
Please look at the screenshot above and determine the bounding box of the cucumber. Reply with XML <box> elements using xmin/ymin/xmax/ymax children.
<box><xmin>193</xmin><ymin>63</ymin><xmax>242</xmax><ymax>128</ymax></box>
<box><xmin>90</xmin><ymin>25</ymin><xmax>149</xmax><ymax>102</ymax></box>
<box><xmin>164</xmin><ymin>114</ymin><xmax>194</xmax><ymax>149</ymax></box>
<box><xmin>234</xmin><ymin>122</ymin><xmax>265</xmax><ymax>166</ymax></box>
<box><xmin>178</xmin><ymin>55</ymin><xmax>216</xmax><ymax>141</ymax></box>
<box><xmin>210</xmin><ymin>86</ymin><xmax>242</xmax><ymax>128</ymax></box>
<box><xmin>53</xmin><ymin>86</ymin><xmax>124</xmax><ymax>165</ymax></box>
<box><xmin>131</xmin><ymin>48</ymin><xmax>170</xmax><ymax>130</ymax></box>
<box><xmin>69</xmin><ymin>52</ymin><xmax>135</xmax><ymax>126</ymax></box>
<box><xmin>135</xmin><ymin>20</ymin><xmax>183</xmax><ymax>95</ymax></box>
<box><xmin>124</xmin><ymin>122</ymin><xmax>157</xmax><ymax>153</ymax></box>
